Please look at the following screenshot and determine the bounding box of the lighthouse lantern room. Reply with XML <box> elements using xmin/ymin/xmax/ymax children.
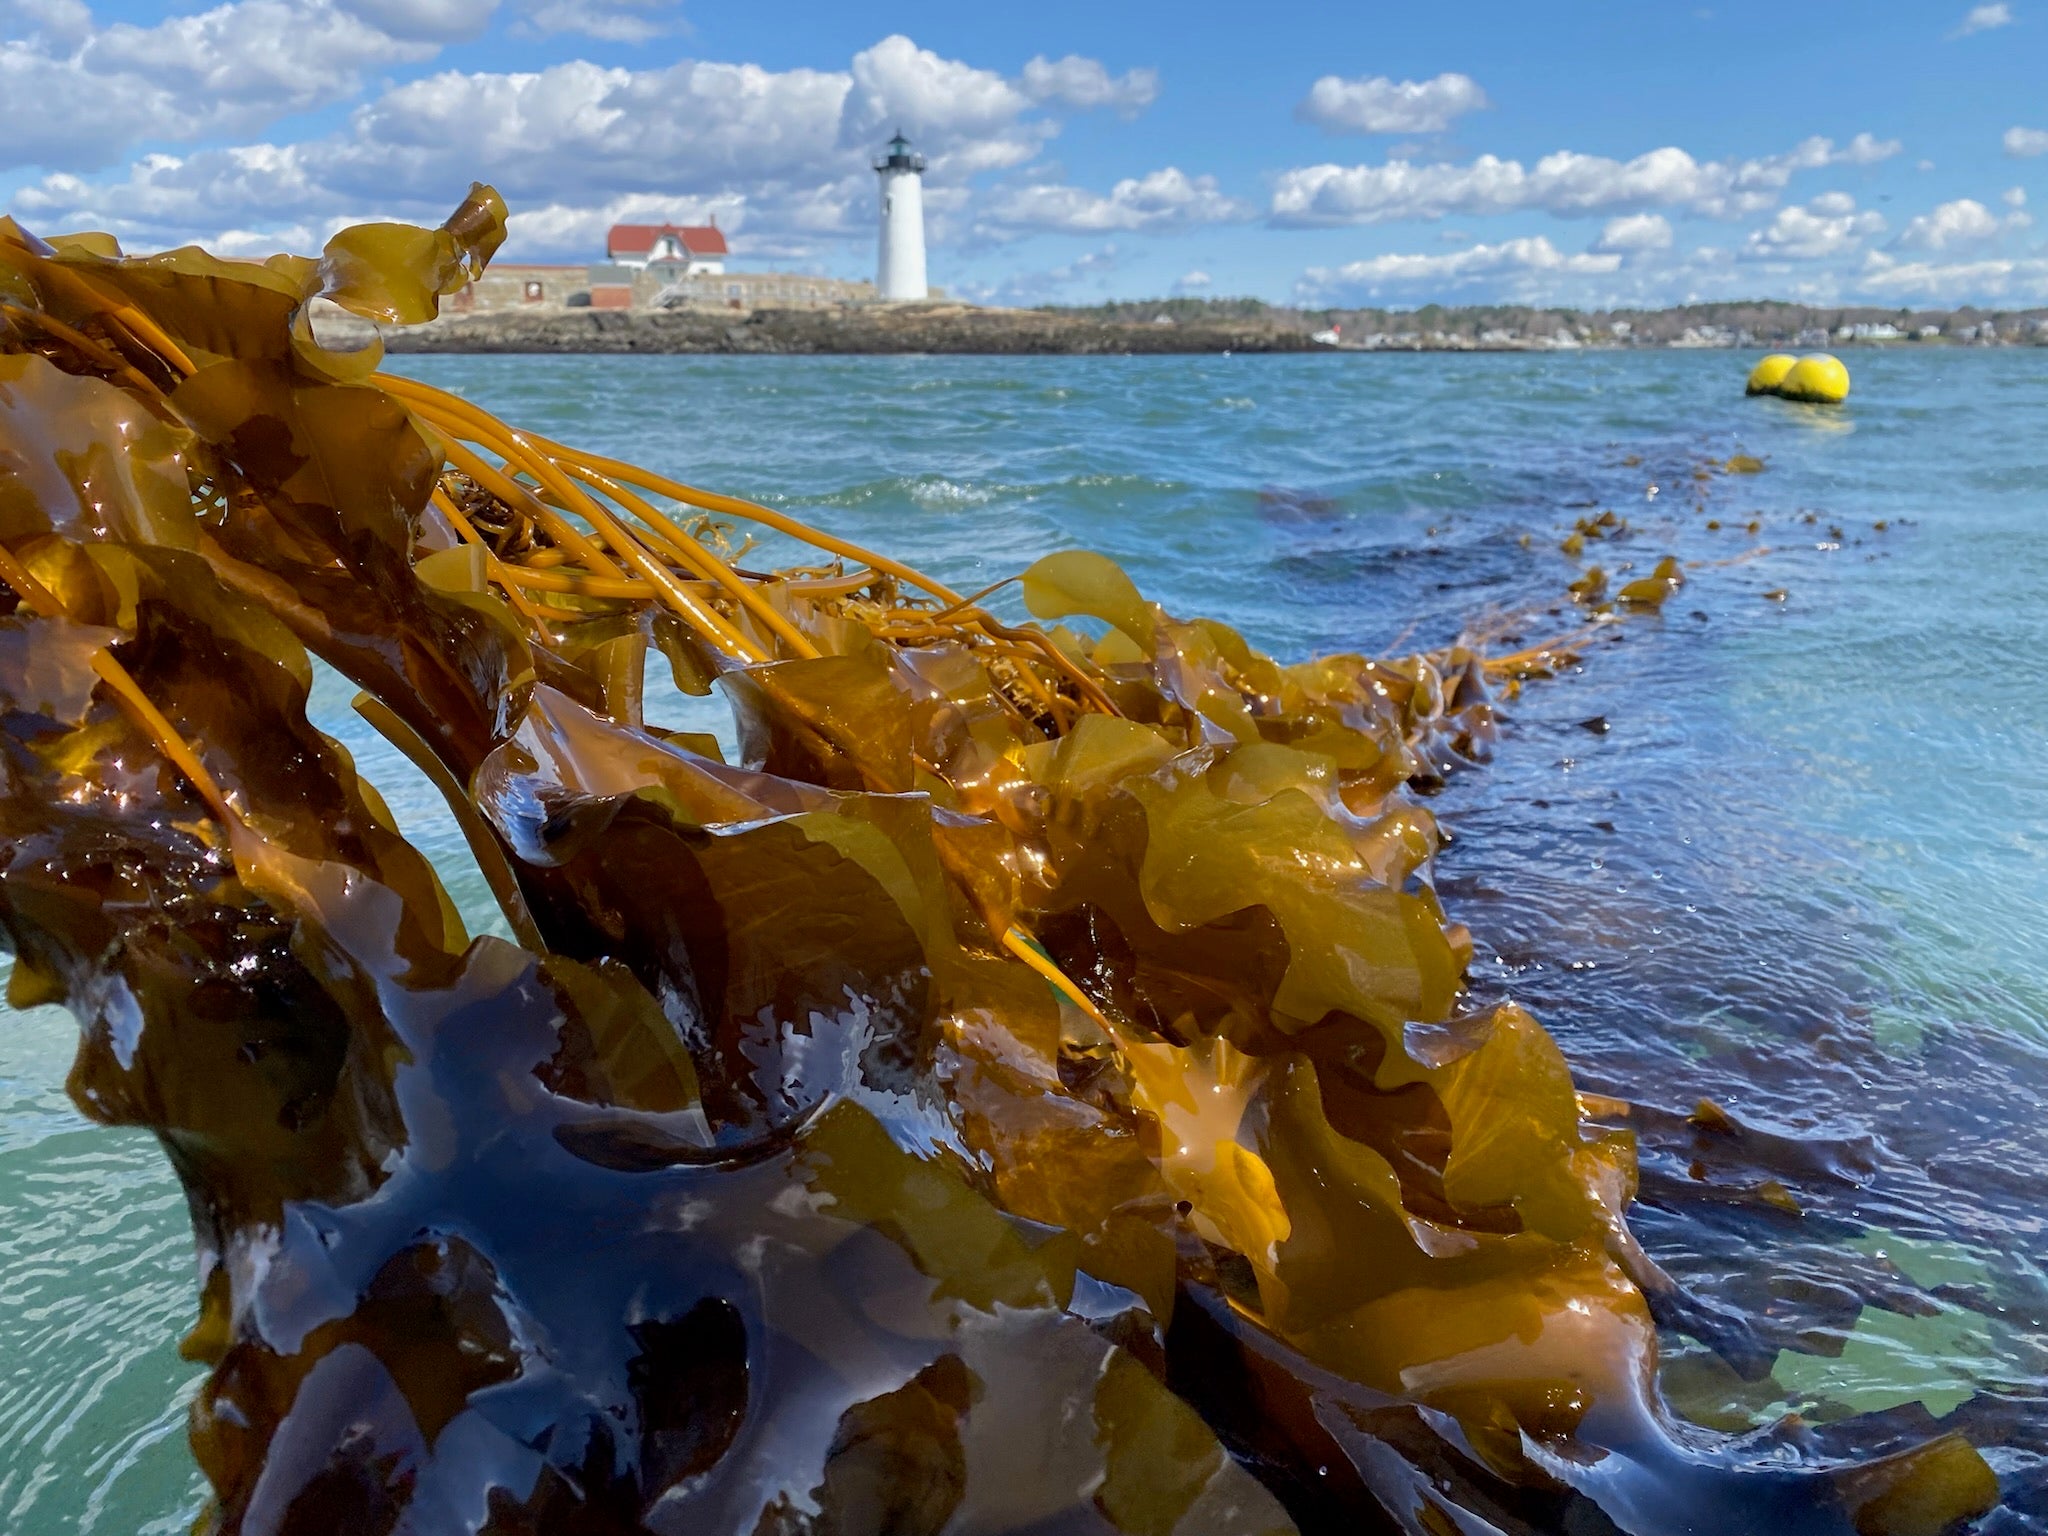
<box><xmin>874</xmin><ymin>132</ymin><xmax>928</xmax><ymax>302</ymax></box>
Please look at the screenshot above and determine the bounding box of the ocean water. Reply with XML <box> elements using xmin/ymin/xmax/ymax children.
<box><xmin>2</xmin><ymin>347</ymin><xmax>2045</xmax><ymax>1530</ymax></box>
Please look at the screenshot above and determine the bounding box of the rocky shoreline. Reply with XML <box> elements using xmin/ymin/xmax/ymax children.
<box><xmin>319</xmin><ymin>295</ymin><xmax>2048</xmax><ymax>357</ymax></box>
<box><xmin>335</xmin><ymin>303</ymin><xmax>1318</xmax><ymax>356</ymax></box>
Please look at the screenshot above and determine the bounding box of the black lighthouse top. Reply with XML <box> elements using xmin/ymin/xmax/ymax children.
<box><xmin>875</xmin><ymin>132</ymin><xmax>926</xmax><ymax>174</ymax></box>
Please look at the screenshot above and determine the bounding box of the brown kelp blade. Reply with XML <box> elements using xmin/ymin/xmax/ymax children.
<box><xmin>0</xmin><ymin>191</ymin><xmax>1997</xmax><ymax>1535</ymax></box>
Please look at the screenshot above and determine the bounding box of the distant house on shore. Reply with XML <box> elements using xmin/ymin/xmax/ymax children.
<box><xmin>437</xmin><ymin>216</ymin><xmax>878</xmax><ymax>316</ymax></box>
<box><xmin>605</xmin><ymin>222</ymin><xmax>728</xmax><ymax>273</ymax></box>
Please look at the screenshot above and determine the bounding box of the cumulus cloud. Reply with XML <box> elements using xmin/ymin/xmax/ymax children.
<box><xmin>1952</xmin><ymin>3</ymin><xmax>2013</xmax><ymax>35</ymax></box>
<box><xmin>2006</xmin><ymin>185</ymin><xmax>2029</xmax><ymax>206</ymax></box>
<box><xmin>1174</xmin><ymin>269</ymin><xmax>1213</xmax><ymax>291</ymax></box>
<box><xmin>336</xmin><ymin>0</ymin><xmax>499</xmax><ymax>41</ymax></box>
<box><xmin>1837</xmin><ymin>131</ymin><xmax>1904</xmax><ymax>164</ymax></box>
<box><xmin>1270</xmin><ymin>134</ymin><xmax>1899</xmax><ymax>226</ymax></box>
<box><xmin>1740</xmin><ymin>194</ymin><xmax>1885</xmax><ymax>260</ymax></box>
<box><xmin>1298</xmin><ymin>236</ymin><xmax>1620</xmax><ymax>300</ymax></box>
<box><xmin>16</xmin><ymin>146</ymin><xmax>343</xmax><ymax>242</ymax></box>
<box><xmin>1295</xmin><ymin>72</ymin><xmax>1488</xmax><ymax>135</ymax></box>
<box><xmin>958</xmin><ymin>242</ymin><xmax>1122</xmax><ymax>306</ymax></box>
<box><xmin>0</xmin><ymin>0</ymin><xmax>437</xmax><ymax>172</ymax></box>
<box><xmin>9</xmin><ymin>32</ymin><xmax>1173</xmax><ymax>262</ymax></box>
<box><xmin>1019</xmin><ymin>54</ymin><xmax>1158</xmax><ymax>115</ymax></box>
<box><xmin>1895</xmin><ymin>196</ymin><xmax>2030</xmax><ymax>249</ymax></box>
<box><xmin>1861</xmin><ymin>251</ymin><xmax>2048</xmax><ymax>300</ymax></box>
<box><xmin>2005</xmin><ymin>125</ymin><xmax>2048</xmax><ymax>156</ymax></box>
<box><xmin>1593</xmin><ymin>212</ymin><xmax>1673</xmax><ymax>253</ymax></box>
<box><xmin>842</xmin><ymin>34</ymin><xmax>1043</xmax><ymax>173</ymax></box>
<box><xmin>979</xmin><ymin>167</ymin><xmax>1249</xmax><ymax>234</ymax></box>
<box><xmin>331</xmin><ymin>57</ymin><xmax>858</xmax><ymax>205</ymax></box>
<box><xmin>6</xmin><ymin>0</ymin><xmax>95</xmax><ymax>45</ymax></box>
<box><xmin>516</xmin><ymin>0</ymin><xmax>682</xmax><ymax>42</ymax></box>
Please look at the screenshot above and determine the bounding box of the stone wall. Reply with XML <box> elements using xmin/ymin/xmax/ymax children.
<box><xmin>595</xmin><ymin>264</ymin><xmax>878</xmax><ymax>310</ymax></box>
<box><xmin>445</xmin><ymin>263</ymin><xmax>875</xmax><ymax>314</ymax></box>
<box><xmin>449</xmin><ymin>264</ymin><xmax>587</xmax><ymax>313</ymax></box>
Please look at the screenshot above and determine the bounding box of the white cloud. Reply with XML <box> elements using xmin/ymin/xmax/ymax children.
<box><xmin>16</xmin><ymin>146</ymin><xmax>340</xmax><ymax>242</ymax></box>
<box><xmin>519</xmin><ymin>179</ymin><xmax>890</xmax><ymax>266</ymax></box>
<box><xmin>1953</xmin><ymin>3</ymin><xmax>2013</xmax><ymax>35</ymax></box>
<box><xmin>842</xmin><ymin>34</ymin><xmax>1041</xmax><ymax>173</ymax></box>
<box><xmin>210</xmin><ymin>223</ymin><xmax>323</xmax><ymax>257</ymax></box>
<box><xmin>2007</xmin><ymin>126</ymin><xmax>2048</xmax><ymax>156</ymax></box>
<box><xmin>1019</xmin><ymin>54</ymin><xmax>1158</xmax><ymax>116</ymax></box>
<box><xmin>4</xmin><ymin>0</ymin><xmax>93</xmax><ymax>45</ymax></box>
<box><xmin>1295</xmin><ymin>72</ymin><xmax>1488</xmax><ymax>135</ymax></box>
<box><xmin>14</xmin><ymin>92</ymin><xmax>860</xmax><ymax>256</ymax></box>
<box><xmin>0</xmin><ymin>23</ymin><xmax>1141</xmax><ymax>203</ymax></box>
<box><xmin>1270</xmin><ymin>134</ymin><xmax>1899</xmax><ymax>226</ymax></box>
<box><xmin>0</xmin><ymin>0</ymin><xmax>437</xmax><ymax>172</ymax></box>
<box><xmin>1593</xmin><ymin>212</ymin><xmax>1673</xmax><ymax>253</ymax></box>
<box><xmin>1861</xmin><ymin>251</ymin><xmax>2048</xmax><ymax>300</ymax></box>
<box><xmin>8</xmin><ymin>33</ymin><xmax>1164</xmax><ymax>264</ymax></box>
<box><xmin>980</xmin><ymin>167</ymin><xmax>1248</xmax><ymax>234</ymax></box>
<box><xmin>332</xmin><ymin>57</ymin><xmax>858</xmax><ymax>205</ymax></box>
<box><xmin>958</xmin><ymin>242</ymin><xmax>1121</xmax><ymax>306</ymax></box>
<box><xmin>336</xmin><ymin>0</ymin><xmax>498</xmax><ymax>41</ymax></box>
<box><xmin>1895</xmin><ymin>196</ymin><xmax>2029</xmax><ymax>249</ymax></box>
<box><xmin>516</xmin><ymin>0</ymin><xmax>681</xmax><ymax>43</ymax></box>
<box><xmin>2005</xmin><ymin>185</ymin><xmax>2029</xmax><ymax>207</ymax></box>
<box><xmin>1174</xmin><ymin>269</ymin><xmax>1213</xmax><ymax>291</ymax></box>
<box><xmin>1299</xmin><ymin>236</ymin><xmax>1620</xmax><ymax>300</ymax></box>
<box><xmin>1838</xmin><ymin>132</ymin><xmax>1905</xmax><ymax>164</ymax></box>
<box><xmin>1741</xmin><ymin>195</ymin><xmax>1885</xmax><ymax>260</ymax></box>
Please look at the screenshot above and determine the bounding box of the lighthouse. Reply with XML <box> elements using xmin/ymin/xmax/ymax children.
<box><xmin>874</xmin><ymin>132</ymin><xmax>928</xmax><ymax>301</ymax></box>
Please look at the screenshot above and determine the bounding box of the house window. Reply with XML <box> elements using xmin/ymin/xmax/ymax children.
<box><xmin>523</xmin><ymin>280</ymin><xmax>544</xmax><ymax>302</ymax></box>
<box><xmin>726</xmin><ymin>283</ymin><xmax>742</xmax><ymax>298</ymax></box>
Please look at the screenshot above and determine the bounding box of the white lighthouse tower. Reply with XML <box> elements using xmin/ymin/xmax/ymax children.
<box><xmin>874</xmin><ymin>132</ymin><xmax>928</xmax><ymax>301</ymax></box>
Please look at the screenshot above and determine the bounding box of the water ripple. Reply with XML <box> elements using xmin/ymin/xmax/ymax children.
<box><xmin>5</xmin><ymin>347</ymin><xmax>2045</xmax><ymax>1523</ymax></box>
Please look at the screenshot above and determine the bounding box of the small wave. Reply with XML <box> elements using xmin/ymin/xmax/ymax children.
<box><xmin>790</xmin><ymin>475</ymin><xmax>1008</xmax><ymax>511</ymax></box>
<box><xmin>909</xmin><ymin>478</ymin><xmax>998</xmax><ymax>509</ymax></box>
<box><xmin>1068</xmin><ymin>473</ymin><xmax>1187</xmax><ymax>492</ymax></box>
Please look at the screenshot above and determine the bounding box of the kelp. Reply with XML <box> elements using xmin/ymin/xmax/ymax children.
<box><xmin>0</xmin><ymin>189</ymin><xmax>2000</xmax><ymax>1536</ymax></box>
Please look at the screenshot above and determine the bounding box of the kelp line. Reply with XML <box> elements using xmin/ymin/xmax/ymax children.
<box><xmin>0</xmin><ymin>186</ymin><xmax>1999</xmax><ymax>1534</ymax></box>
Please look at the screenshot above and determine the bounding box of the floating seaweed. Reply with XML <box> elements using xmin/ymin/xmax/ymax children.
<box><xmin>0</xmin><ymin>188</ymin><xmax>2000</xmax><ymax>1535</ymax></box>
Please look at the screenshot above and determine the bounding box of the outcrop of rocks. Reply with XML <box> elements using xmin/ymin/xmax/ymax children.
<box><xmin>322</xmin><ymin>303</ymin><xmax>1318</xmax><ymax>356</ymax></box>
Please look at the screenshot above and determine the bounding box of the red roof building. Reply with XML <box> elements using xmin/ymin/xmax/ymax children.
<box><xmin>605</xmin><ymin>223</ymin><xmax>728</xmax><ymax>271</ymax></box>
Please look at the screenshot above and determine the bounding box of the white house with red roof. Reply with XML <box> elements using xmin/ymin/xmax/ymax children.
<box><xmin>605</xmin><ymin>222</ymin><xmax>727</xmax><ymax>273</ymax></box>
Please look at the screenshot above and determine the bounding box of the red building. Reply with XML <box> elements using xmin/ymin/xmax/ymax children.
<box><xmin>604</xmin><ymin>223</ymin><xmax>728</xmax><ymax>272</ymax></box>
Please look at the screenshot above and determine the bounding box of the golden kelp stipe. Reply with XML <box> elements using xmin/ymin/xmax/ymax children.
<box><xmin>0</xmin><ymin>189</ymin><xmax>1994</xmax><ymax>1535</ymax></box>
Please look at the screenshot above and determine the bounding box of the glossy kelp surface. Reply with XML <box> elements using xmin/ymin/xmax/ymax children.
<box><xmin>0</xmin><ymin>190</ymin><xmax>2001</xmax><ymax>1534</ymax></box>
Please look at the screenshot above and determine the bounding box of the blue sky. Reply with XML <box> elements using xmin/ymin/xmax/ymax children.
<box><xmin>4</xmin><ymin>0</ymin><xmax>2046</xmax><ymax>307</ymax></box>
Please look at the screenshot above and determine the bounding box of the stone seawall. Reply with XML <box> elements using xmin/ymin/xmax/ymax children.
<box><xmin>322</xmin><ymin>303</ymin><xmax>1319</xmax><ymax>356</ymax></box>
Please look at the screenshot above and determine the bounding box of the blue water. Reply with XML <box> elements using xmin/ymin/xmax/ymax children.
<box><xmin>2</xmin><ymin>349</ymin><xmax>2044</xmax><ymax>1529</ymax></box>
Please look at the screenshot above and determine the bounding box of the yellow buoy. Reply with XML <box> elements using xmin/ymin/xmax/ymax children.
<box><xmin>1745</xmin><ymin>354</ymin><xmax>1797</xmax><ymax>395</ymax></box>
<box><xmin>1776</xmin><ymin>353</ymin><xmax>1851</xmax><ymax>404</ymax></box>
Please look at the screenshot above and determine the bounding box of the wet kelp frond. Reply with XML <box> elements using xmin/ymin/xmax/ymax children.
<box><xmin>0</xmin><ymin>191</ymin><xmax>1996</xmax><ymax>1535</ymax></box>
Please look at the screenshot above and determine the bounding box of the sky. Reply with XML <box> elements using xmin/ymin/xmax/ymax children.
<box><xmin>5</xmin><ymin>0</ymin><xmax>2048</xmax><ymax>310</ymax></box>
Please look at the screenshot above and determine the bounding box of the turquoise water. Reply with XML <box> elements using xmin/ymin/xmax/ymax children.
<box><xmin>2</xmin><ymin>348</ymin><xmax>2045</xmax><ymax>1528</ymax></box>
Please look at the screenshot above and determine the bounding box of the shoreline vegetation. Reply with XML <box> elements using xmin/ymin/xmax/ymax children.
<box><xmin>326</xmin><ymin>295</ymin><xmax>2048</xmax><ymax>356</ymax></box>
